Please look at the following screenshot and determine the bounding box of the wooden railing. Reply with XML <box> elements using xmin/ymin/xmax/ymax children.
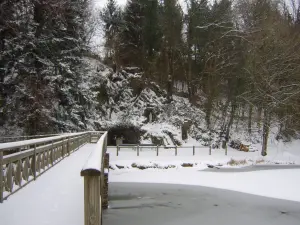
<box><xmin>90</xmin><ymin>132</ymin><xmax>103</xmax><ymax>143</ymax></box>
<box><xmin>114</xmin><ymin>144</ymin><xmax>227</xmax><ymax>156</ymax></box>
<box><xmin>81</xmin><ymin>131</ymin><xmax>109</xmax><ymax>225</ymax></box>
<box><xmin>0</xmin><ymin>134</ymin><xmax>60</xmax><ymax>143</ymax></box>
<box><xmin>0</xmin><ymin>131</ymin><xmax>105</xmax><ymax>203</ymax></box>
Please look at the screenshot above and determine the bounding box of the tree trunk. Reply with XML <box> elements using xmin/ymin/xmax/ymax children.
<box><xmin>257</xmin><ymin>107</ymin><xmax>262</xmax><ymax>130</ymax></box>
<box><xmin>166</xmin><ymin>47</ymin><xmax>173</xmax><ymax>103</ymax></box>
<box><xmin>220</xmin><ymin>97</ymin><xmax>230</xmax><ymax>133</ymax></box>
<box><xmin>187</xmin><ymin>35</ymin><xmax>193</xmax><ymax>102</ymax></box>
<box><xmin>261</xmin><ymin>108</ymin><xmax>271</xmax><ymax>156</ymax></box>
<box><xmin>248</xmin><ymin>104</ymin><xmax>253</xmax><ymax>135</ymax></box>
<box><xmin>223</xmin><ymin>103</ymin><xmax>235</xmax><ymax>148</ymax></box>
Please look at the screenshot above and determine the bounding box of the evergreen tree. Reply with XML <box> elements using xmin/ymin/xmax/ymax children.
<box><xmin>0</xmin><ymin>0</ymin><xmax>92</xmax><ymax>135</ymax></box>
<box><xmin>100</xmin><ymin>0</ymin><xmax>123</xmax><ymax>68</ymax></box>
<box><xmin>160</xmin><ymin>0</ymin><xmax>183</xmax><ymax>102</ymax></box>
<box><xmin>141</xmin><ymin>0</ymin><xmax>162</xmax><ymax>79</ymax></box>
<box><xmin>119</xmin><ymin>0</ymin><xmax>144</xmax><ymax>67</ymax></box>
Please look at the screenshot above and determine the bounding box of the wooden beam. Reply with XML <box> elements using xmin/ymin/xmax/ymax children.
<box><xmin>83</xmin><ymin>176</ymin><xmax>101</xmax><ymax>225</ymax></box>
<box><xmin>0</xmin><ymin>151</ymin><xmax>3</xmax><ymax>203</ymax></box>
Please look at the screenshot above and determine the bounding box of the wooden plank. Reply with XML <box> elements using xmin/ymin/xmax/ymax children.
<box><xmin>102</xmin><ymin>153</ymin><xmax>109</xmax><ymax>209</ymax></box>
<box><xmin>0</xmin><ymin>151</ymin><xmax>3</xmax><ymax>203</ymax></box>
<box><xmin>67</xmin><ymin>138</ymin><xmax>70</xmax><ymax>156</ymax></box>
<box><xmin>0</xmin><ymin>132</ymin><xmax>90</xmax><ymax>151</ymax></box>
<box><xmin>15</xmin><ymin>160</ymin><xmax>22</xmax><ymax>186</ymax></box>
<box><xmin>22</xmin><ymin>158</ymin><xmax>29</xmax><ymax>181</ymax></box>
<box><xmin>102</xmin><ymin>173</ymin><xmax>108</xmax><ymax>209</ymax></box>
<box><xmin>6</xmin><ymin>163</ymin><xmax>13</xmax><ymax>192</ymax></box>
<box><xmin>3</xmin><ymin>148</ymin><xmax>35</xmax><ymax>165</ymax></box>
<box><xmin>33</xmin><ymin>145</ymin><xmax>37</xmax><ymax>180</ymax></box>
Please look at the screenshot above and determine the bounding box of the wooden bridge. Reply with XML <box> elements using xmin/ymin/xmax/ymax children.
<box><xmin>0</xmin><ymin>131</ymin><xmax>108</xmax><ymax>225</ymax></box>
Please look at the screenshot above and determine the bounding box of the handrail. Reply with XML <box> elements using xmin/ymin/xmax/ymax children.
<box><xmin>81</xmin><ymin>132</ymin><xmax>107</xmax><ymax>175</ymax></box>
<box><xmin>0</xmin><ymin>132</ymin><xmax>99</xmax><ymax>151</ymax></box>
<box><xmin>81</xmin><ymin>131</ymin><xmax>109</xmax><ymax>225</ymax></box>
<box><xmin>0</xmin><ymin>131</ymin><xmax>104</xmax><ymax>203</ymax></box>
<box><xmin>0</xmin><ymin>134</ymin><xmax>60</xmax><ymax>139</ymax></box>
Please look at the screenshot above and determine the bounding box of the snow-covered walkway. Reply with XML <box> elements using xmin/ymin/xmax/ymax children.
<box><xmin>0</xmin><ymin>143</ymin><xmax>94</xmax><ymax>225</ymax></box>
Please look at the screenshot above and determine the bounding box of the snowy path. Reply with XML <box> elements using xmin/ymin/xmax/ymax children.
<box><xmin>0</xmin><ymin>144</ymin><xmax>94</xmax><ymax>225</ymax></box>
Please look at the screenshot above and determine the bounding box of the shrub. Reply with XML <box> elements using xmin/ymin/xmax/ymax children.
<box><xmin>227</xmin><ymin>158</ymin><xmax>247</xmax><ymax>166</ymax></box>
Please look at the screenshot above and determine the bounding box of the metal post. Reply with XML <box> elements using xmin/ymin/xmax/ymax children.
<box><xmin>0</xmin><ymin>151</ymin><xmax>3</xmax><ymax>203</ymax></box>
<box><xmin>137</xmin><ymin>145</ymin><xmax>140</xmax><ymax>156</ymax></box>
<box><xmin>193</xmin><ymin>146</ymin><xmax>195</xmax><ymax>156</ymax></box>
<box><xmin>117</xmin><ymin>145</ymin><xmax>119</xmax><ymax>156</ymax></box>
<box><xmin>209</xmin><ymin>145</ymin><xmax>212</xmax><ymax>155</ymax></box>
<box><xmin>156</xmin><ymin>145</ymin><xmax>159</xmax><ymax>156</ymax></box>
<box><xmin>175</xmin><ymin>146</ymin><xmax>177</xmax><ymax>156</ymax></box>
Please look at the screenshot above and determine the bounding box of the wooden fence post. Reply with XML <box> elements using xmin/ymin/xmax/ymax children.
<box><xmin>33</xmin><ymin>145</ymin><xmax>37</xmax><ymax>180</ymax></box>
<box><xmin>137</xmin><ymin>145</ymin><xmax>139</xmax><ymax>156</ymax></box>
<box><xmin>67</xmin><ymin>137</ymin><xmax>70</xmax><ymax>156</ymax></box>
<box><xmin>209</xmin><ymin>145</ymin><xmax>212</xmax><ymax>155</ymax></box>
<box><xmin>61</xmin><ymin>139</ymin><xmax>64</xmax><ymax>158</ymax></box>
<box><xmin>175</xmin><ymin>146</ymin><xmax>177</xmax><ymax>156</ymax></box>
<box><xmin>0</xmin><ymin>151</ymin><xmax>3</xmax><ymax>203</ymax></box>
<box><xmin>51</xmin><ymin>141</ymin><xmax>54</xmax><ymax>164</ymax></box>
<box><xmin>225</xmin><ymin>142</ymin><xmax>228</xmax><ymax>156</ymax></box>
<box><xmin>82</xmin><ymin>174</ymin><xmax>101</xmax><ymax>225</ymax></box>
<box><xmin>117</xmin><ymin>145</ymin><xmax>119</xmax><ymax>156</ymax></box>
<box><xmin>193</xmin><ymin>146</ymin><xmax>195</xmax><ymax>156</ymax></box>
<box><xmin>156</xmin><ymin>145</ymin><xmax>159</xmax><ymax>156</ymax></box>
<box><xmin>90</xmin><ymin>133</ymin><xmax>92</xmax><ymax>143</ymax></box>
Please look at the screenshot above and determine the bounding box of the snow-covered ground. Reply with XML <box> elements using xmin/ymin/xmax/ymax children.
<box><xmin>108</xmin><ymin>140</ymin><xmax>300</xmax><ymax>170</ymax></box>
<box><xmin>108</xmin><ymin>140</ymin><xmax>300</xmax><ymax>202</ymax></box>
<box><xmin>0</xmin><ymin>141</ymin><xmax>300</xmax><ymax>225</ymax></box>
<box><xmin>110</xmin><ymin>169</ymin><xmax>300</xmax><ymax>202</ymax></box>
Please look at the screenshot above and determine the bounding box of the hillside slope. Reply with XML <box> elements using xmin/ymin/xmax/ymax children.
<box><xmin>1</xmin><ymin>57</ymin><xmax>262</xmax><ymax>146</ymax></box>
<box><xmin>85</xmin><ymin>60</ymin><xmax>263</xmax><ymax>146</ymax></box>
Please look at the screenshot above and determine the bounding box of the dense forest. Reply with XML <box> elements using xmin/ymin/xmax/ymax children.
<box><xmin>100</xmin><ymin>0</ymin><xmax>300</xmax><ymax>155</ymax></box>
<box><xmin>1</xmin><ymin>0</ymin><xmax>300</xmax><ymax>155</ymax></box>
<box><xmin>0</xmin><ymin>0</ymin><xmax>95</xmax><ymax>134</ymax></box>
